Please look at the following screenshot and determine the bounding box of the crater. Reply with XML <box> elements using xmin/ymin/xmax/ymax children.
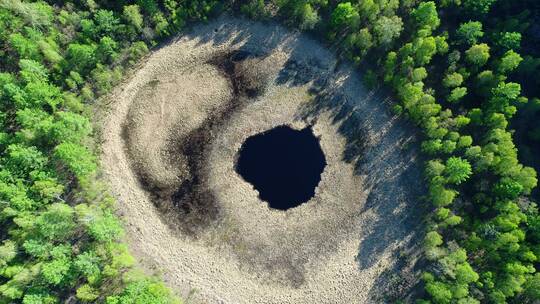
<box><xmin>236</xmin><ymin>125</ymin><xmax>326</xmax><ymax>210</ymax></box>
<box><xmin>100</xmin><ymin>16</ymin><xmax>424</xmax><ymax>304</ymax></box>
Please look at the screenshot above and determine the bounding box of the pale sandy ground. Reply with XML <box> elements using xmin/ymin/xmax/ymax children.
<box><xmin>99</xmin><ymin>16</ymin><xmax>425</xmax><ymax>304</ymax></box>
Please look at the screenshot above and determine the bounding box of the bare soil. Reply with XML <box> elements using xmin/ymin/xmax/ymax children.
<box><xmin>99</xmin><ymin>16</ymin><xmax>426</xmax><ymax>304</ymax></box>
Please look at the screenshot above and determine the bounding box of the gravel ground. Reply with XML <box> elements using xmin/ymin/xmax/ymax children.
<box><xmin>98</xmin><ymin>16</ymin><xmax>425</xmax><ymax>304</ymax></box>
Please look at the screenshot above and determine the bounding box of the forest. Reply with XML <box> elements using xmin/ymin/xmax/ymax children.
<box><xmin>1</xmin><ymin>0</ymin><xmax>539</xmax><ymax>303</ymax></box>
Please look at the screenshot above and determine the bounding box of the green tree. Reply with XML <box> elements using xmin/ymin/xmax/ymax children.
<box><xmin>96</xmin><ymin>36</ymin><xmax>119</xmax><ymax>63</ymax></box>
<box><xmin>241</xmin><ymin>0</ymin><xmax>266</xmax><ymax>19</ymax></box>
<box><xmin>443</xmin><ymin>72</ymin><xmax>463</xmax><ymax>88</ymax></box>
<box><xmin>465</xmin><ymin>43</ymin><xmax>490</xmax><ymax>67</ymax></box>
<box><xmin>425</xmin><ymin>231</ymin><xmax>443</xmax><ymax>248</ymax></box>
<box><xmin>463</xmin><ymin>0</ymin><xmax>496</xmax><ymax>15</ymax></box>
<box><xmin>41</xmin><ymin>253</ymin><xmax>73</xmax><ymax>286</ymax></box>
<box><xmin>425</xmin><ymin>159</ymin><xmax>445</xmax><ymax>179</ymax></box>
<box><xmin>64</xmin><ymin>43</ymin><xmax>97</xmax><ymax>74</ymax></box>
<box><xmin>127</xmin><ymin>41</ymin><xmax>149</xmax><ymax>65</ymax></box>
<box><xmin>106</xmin><ymin>276</ymin><xmax>181</xmax><ymax>304</ymax></box>
<box><xmin>456</xmin><ymin>21</ymin><xmax>484</xmax><ymax>45</ymax></box>
<box><xmin>22</xmin><ymin>293</ymin><xmax>57</xmax><ymax>304</ymax></box>
<box><xmin>358</xmin><ymin>0</ymin><xmax>378</xmax><ymax>22</ymax></box>
<box><xmin>9</xmin><ymin>33</ymin><xmax>42</xmax><ymax>61</ymax></box>
<box><xmin>494</xmin><ymin>177</ymin><xmax>524</xmax><ymax>199</ymax></box>
<box><xmin>448</xmin><ymin>87</ymin><xmax>467</xmax><ymax>103</ymax></box>
<box><xmin>411</xmin><ymin>1</ymin><xmax>440</xmax><ymax>32</ymax></box>
<box><xmin>524</xmin><ymin>273</ymin><xmax>540</xmax><ymax>301</ymax></box>
<box><xmin>77</xmin><ymin>284</ymin><xmax>99</xmax><ymax>302</ymax></box>
<box><xmin>429</xmin><ymin>183</ymin><xmax>457</xmax><ymax>207</ymax></box>
<box><xmin>414</xmin><ymin>36</ymin><xmax>437</xmax><ymax>65</ymax></box>
<box><xmin>444</xmin><ymin>157</ymin><xmax>472</xmax><ymax>184</ymax></box>
<box><xmin>373</xmin><ymin>15</ymin><xmax>403</xmax><ymax>45</ymax></box>
<box><xmin>489</xmin><ymin>82</ymin><xmax>521</xmax><ymax>115</ymax></box>
<box><xmin>495</xmin><ymin>32</ymin><xmax>521</xmax><ymax>52</ymax></box>
<box><xmin>35</xmin><ymin>204</ymin><xmax>76</xmax><ymax>241</ymax></box>
<box><xmin>136</xmin><ymin>0</ymin><xmax>159</xmax><ymax>15</ymax></box>
<box><xmin>50</xmin><ymin>112</ymin><xmax>92</xmax><ymax>144</ymax></box>
<box><xmin>350</xmin><ymin>28</ymin><xmax>373</xmax><ymax>55</ymax></box>
<box><xmin>425</xmin><ymin>280</ymin><xmax>453</xmax><ymax>304</ymax></box>
<box><xmin>329</xmin><ymin>2</ymin><xmax>359</xmax><ymax>33</ymax></box>
<box><xmin>298</xmin><ymin>3</ymin><xmax>319</xmax><ymax>30</ymax></box>
<box><xmin>455</xmin><ymin>263</ymin><xmax>479</xmax><ymax>284</ymax></box>
<box><xmin>496</xmin><ymin>50</ymin><xmax>523</xmax><ymax>74</ymax></box>
<box><xmin>91</xmin><ymin>64</ymin><xmax>123</xmax><ymax>94</ymax></box>
<box><xmin>87</xmin><ymin>211</ymin><xmax>124</xmax><ymax>242</ymax></box>
<box><xmin>53</xmin><ymin>143</ymin><xmax>96</xmax><ymax>179</ymax></box>
<box><xmin>94</xmin><ymin>9</ymin><xmax>120</xmax><ymax>37</ymax></box>
<box><xmin>411</xmin><ymin>67</ymin><xmax>428</xmax><ymax>82</ymax></box>
<box><xmin>18</xmin><ymin>59</ymin><xmax>48</xmax><ymax>83</ymax></box>
<box><xmin>0</xmin><ymin>241</ymin><xmax>17</xmax><ymax>268</ymax></box>
<box><xmin>4</xmin><ymin>144</ymin><xmax>46</xmax><ymax>177</ymax></box>
<box><xmin>0</xmin><ymin>0</ymin><xmax>54</xmax><ymax>28</ymax></box>
<box><xmin>123</xmin><ymin>5</ymin><xmax>143</xmax><ymax>32</ymax></box>
<box><xmin>457</xmin><ymin>136</ymin><xmax>473</xmax><ymax>148</ymax></box>
<box><xmin>30</xmin><ymin>172</ymin><xmax>64</xmax><ymax>203</ymax></box>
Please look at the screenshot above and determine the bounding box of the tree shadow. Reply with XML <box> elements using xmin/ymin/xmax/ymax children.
<box><xmin>286</xmin><ymin>59</ymin><xmax>427</xmax><ymax>299</ymax></box>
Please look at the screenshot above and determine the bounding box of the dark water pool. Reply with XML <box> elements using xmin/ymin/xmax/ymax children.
<box><xmin>235</xmin><ymin>125</ymin><xmax>327</xmax><ymax>210</ymax></box>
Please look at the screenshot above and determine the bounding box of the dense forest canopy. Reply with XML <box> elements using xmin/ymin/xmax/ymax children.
<box><xmin>0</xmin><ymin>0</ymin><xmax>539</xmax><ymax>303</ymax></box>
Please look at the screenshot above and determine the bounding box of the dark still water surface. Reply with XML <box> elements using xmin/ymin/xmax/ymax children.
<box><xmin>235</xmin><ymin>126</ymin><xmax>327</xmax><ymax>210</ymax></box>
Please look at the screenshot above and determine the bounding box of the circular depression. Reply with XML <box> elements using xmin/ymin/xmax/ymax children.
<box><xmin>99</xmin><ymin>16</ymin><xmax>425</xmax><ymax>304</ymax></box>
<box><xmin>235</xmin><ymin>125</ymin><xmax>326</xmax><ymax>210</ymax></box>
